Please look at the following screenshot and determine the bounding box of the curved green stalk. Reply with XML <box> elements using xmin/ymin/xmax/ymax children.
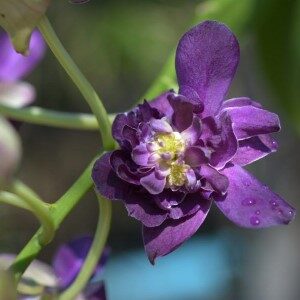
<box><xmin>0</xmin><ymin>103</ymin><xmax>116</xmax><ymax>130</ymax></box>
<box><xmin>0</xmin><ymin>104</ymin><xmax>98</xmax><ymax>130</ymax></box>
<box><xmin>10</xmin><ymin>158</ymin><xmax>97</xmax><ymax>281</ymax></box>
<box><xmin>60</xmin><ymin>196</ymin><xmax>112</xmax><ymax>300</ymax></box>
<box><xmin>38</xmin><ymin>17</ymin><xmax>114</xmax><ymax>150</ymax></box>
<box><xmin>0</xmin><ymin>191</ymin><xmax>31</xmax><ymax>211</ymax></box>
<box><xmin>10</xmin><ymin>181</ymin><xmax>54</xmax><ymax>246</ymax></box>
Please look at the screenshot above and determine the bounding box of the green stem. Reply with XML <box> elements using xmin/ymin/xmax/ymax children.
<box><xmin>0</xmin><ymin>104</ymin><xmax>98</xmax><ymax>130</ymax></box>
<box><xmin>10</xmin><ymin>181</ymin><xmax>54</xmax><ymax>246</ymax></box>
<box><xmin>60</xmin><ymin>196</ymin><xmax>112</xmax><ymax>300</ymax></box>
<box><xmin>0</xmin><ymin>191</ymin><xmax>31</xmax><ymax>211</ymax></box>
<box><xmin>38</xmin><ymin>17</ymin><xmax>114</xmax><ymax>150</ymax></box>
<box><xmin>140</xmin><ymin>49</ymin><xmax>177</xmax><ymax>102</ymax></box>
<box><xmin>10</xmin><ymin>158</ymin><xmax>96</xmax><ymax>281</ymax></box>
<box><xmin>0</xmin><ymin>103</ymin><xmax>116</xmax><ymax>130</ymax></box>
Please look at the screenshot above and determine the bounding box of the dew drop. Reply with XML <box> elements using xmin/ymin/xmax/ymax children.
<box><xmin>269</xmin><ymin>200</ymin><xmax>278</xmax><ymax>207</ymax></box>
<box><xmin>242</xmin><ymin>198</ymin><xmax>256</xmax><ymax>206</ymax></box>
<box><xmin>255</xmin><ymin>210</ymin><xmax>261</xmax><ymax>215</ymax></box>
<box><xmin>250</xmin><ymin>216</ymin><xmax>261</xmax><ymax>226</ymax></box>
<box><xmin>288</xmin><ymin>210</ymin><xmax>294</xmax><ymax>217</ymax></box>
<box><xmin>277</xmin><ymin>209</ymin><xmax>283</xmax><ymax>215</ymax></box>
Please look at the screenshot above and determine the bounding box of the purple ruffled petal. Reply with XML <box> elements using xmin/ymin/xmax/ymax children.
<box><xmin>0</xmin><ymin>82</ymin><xmax>35</xmax><ymax>107</ymax></box>
<box><xmin>169</xmin><ymin>192</ymin><xmax>204</xmax><ymax>220</ymax></box>
<box><xmin>0</xmin><ymin>30</ymin><xmax>45</xmax><ymax>81</ymax></box>
<box><xmin>200</xmin><ymin>165</ymin><xmax>229</xmax><ymax>194</ymax></box>
<box><xmin>140</xmin><ymin>171</ymin><xmax>166</xmax><ymax>194</ymax></box>
<box><xmin>231</xmin><ymin>135</ymin><xmax>278</xmax><ymax>166</ymax></box>
<box><xmin>143</xmin><ymin>200</ymin><xmax>211</xmax><ymax>264</ymax></box>
<box><xmin>92</xmin><ymin>152</ymin><xmax>131</xmax><ymax>201</ymax></box>
<box><xmin>112</xmin><ymin>113</ymin><xmax>132</xmax><ymax>149</ymax></box>
<box><xmin>150</xmin><ymin>118</ymin><xmax>173</xmax><ymax>133</ymax></box>
<box><xmin>122</xmin><ymin>125</ymin><xmax>139</xmax><ymax>148</ymax></box>
<box><xmin>154</xmin><ymin>190</ymin><xmax>185</xmax><ymax>210</ymax></box>
<box><xmin>168</xmin><ymin>94</ymin><xmax>194</xmax><ymax>132</ymax></box>
<box><xmin>215</xmin><ymin>164</ymin><xmax>295</xmax><ymax>228</ymax></box>
<box><xmin>149</xmin><ymin>91</ymin><xmax>174</xmax><ymax>118</ymax></box>
<box><xmin>123</xmin><ymin>190</ymin><xmax>168</xmax><ymax>227</ymax></box>
<box><xmin>181</xmin><ymin>116</ymin><xmax>202</xmax><ymax>145</ymax></box>
<box><xmin>184</xmin><ymin>146</ymin><xmax>208</xmax><ymax>167</ymax></box>
<box><xmin>225</xmin><ymin>106</ymin><xmax>280</xmax><ymax>140</ymax></box>
<box><xmin>131</xmin><ymin>143</ymin><xmax>152</xmax><ymax>167</ymax></box>
<box><xmin>210</xmin><ymin>113</ymin><xmax>238</xmax><ymax>169</ymax></box>
<box><xmin>176</xmin><ymin>21</ymin><xmax>239</xmax><ymax>117</ymax></box>
<box><xmin>221</xmin><ymin>97</ymin><xmax>262</xmax><ymax>110</ymax></box>
<box><xmin>178</xmin><ymin>85</ymin><xmax>204</xmax><ymax>111</ymax></box>
<box><xmin>110</xmin><ymin>150</ymin><xmax>142</xmax><ymax>185</ymax></box>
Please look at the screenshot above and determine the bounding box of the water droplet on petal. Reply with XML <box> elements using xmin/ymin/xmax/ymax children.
<box><xmin>288</xmin><ymin>210</ymin><xmax>295</xmax><ymax>217</ymax></box>
<box><xmin>242</xmin><ymin>198</ymin><xmax>256</xmax><ymax>206</ymax></box>
<box><xmin>255</xmin><ymin>210</ymin><xmax>261</xmax><ymax>215</ymax></box>
<box><xmin>277</xmin><ymin>209</ymin><xmax>283</xmax><ymax>215</ymax></box>
<box><xmin>270</xmin><ymin>200</ymin><xmax>278</xmax><ymax>207</ymax></box>
<box><xmin>250</xmin><ymin>216</ymin><xmax>260</xmax><ymax>226</ymax></box>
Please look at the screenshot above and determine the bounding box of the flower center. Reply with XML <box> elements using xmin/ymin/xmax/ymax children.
<box><xmin>154</xmin><ymin>132</ymin><xmax>185</xmax><ymax>159</ymax></box>
<box><xmin>151</xmin><ymin>131</ymin><xmax>189</xmax><ymax>188</ymax></box>
<box><xmin>168</xmin><ymin>162</ymin><xmax>189</xmax><ymax>187</ymax></box>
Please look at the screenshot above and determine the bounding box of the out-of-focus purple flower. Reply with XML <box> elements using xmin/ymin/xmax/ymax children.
<box><xmin>0</xmin><ymin>0</ymin><xmax>50</xmax><ymax>54</ymax></box>
<box><xmin>0</xmin><ymin>237</ymin><xmax>109</xmax><ymax>299</ymax></box>
<box><xmin>53</xmin><ymin>236</ymin><xmax>109</xmax><ymax>299</ymax></box>
<box><xmin>0</xmin><ymin>29</ymin><xmax>45</xmax><ymax>187</ymax></box>
<box><xmin>0</xmin><ymin>29</ymin><xmax>46</xmax><ymax>106</ymax></box>
<box><xmin>92</xmin><ymin>21</ymin><xmax>296</xmax><ymax>264</ymax></box>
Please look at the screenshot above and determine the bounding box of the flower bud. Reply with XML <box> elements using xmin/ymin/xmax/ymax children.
<box><xmin>0</xmin><ymin>0</ymin><xmax>50</xmax><ymax>54</ymax></box>
<box><xmin>0</xmin><ymin>269</ymin><xmax>17</xmax><ymax>300</ymax></box>
<box><xmin>0</xmin><ymin>118</ymin><xmax>21</xmax><ymax>189</ymax></box>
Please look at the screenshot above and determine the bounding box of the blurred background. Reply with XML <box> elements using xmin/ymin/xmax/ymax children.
<box><xmin>0</xmin><ymin>0</ymin><xmax>299</xmax><ymax>299</ymax></box>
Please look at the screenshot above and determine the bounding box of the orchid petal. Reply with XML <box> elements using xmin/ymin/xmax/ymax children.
<box><xmin>143</xmin><ymin>199</ymin><xmax>211</xmax><ymax>264</ymax></box>
<box><xmin>232</xmin><ymin>135</ymin><xmax>278</xmax><ymax>166</ymax></box>
<box><xmin>0</xmin><ymin>81</ymin><xmax>35</xmax><ymax>107</ymax></box>
<box><xmin>215</xmin><ymin>164</ymin><xmax>295</xmax><ymax>228</ymax></box>
<box><xmin>92</xmin><ymin>152</ymin><xmax>130</xmax><ymax>201</ymax></box>
<box><xmin>0</xmin><ymin>30</ymin><xmax>45</xmax><ymax>81</ymax></box>
<box><xmin>225</xmin><ymin>106</ymin><xmax>280</xmax><ymax>139</ymax></box>
<box><xmin>140</xmin><ymin>171</ymin><xmax>166</xmax><ymax>195</ymax></box>
<box><xmin>176</xmin><ymin>21</ymin><xmax>239</xmax><ymax>117</ymax></box>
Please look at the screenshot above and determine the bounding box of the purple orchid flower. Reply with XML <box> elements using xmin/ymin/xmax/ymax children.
<box><xmin>0</xmin><ymin>29</ymin><xmax>45</xmax><ymax>186</ymax></box>
<box><xmin>92</xmin><ymin>21</ymin><xmax>296</xmax><ymax>264</ymax></box>
<box><xmin>0</xmin><ymin>29</ymin><xmax>45</xmax><ymax>107</ymax></box>
<box><xmin>0</xmin><ymin>237</ymin><xmax>109</xmax><ymax>299</ymax></box>
<box><xmin>53</xmin><ymin>236</ymin><xmax>109</xmax><ymax>299</ymax></box>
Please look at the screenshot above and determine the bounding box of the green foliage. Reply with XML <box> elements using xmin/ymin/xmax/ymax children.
<box><xmin>254</xmin><ymin>0</ymin><xmax>300</xmax><ymax>134</ymax></box>
<box><xmin>195</xmin><ymin>0</ymin><xmax>255</xmax><ymax>37</ymax></box>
